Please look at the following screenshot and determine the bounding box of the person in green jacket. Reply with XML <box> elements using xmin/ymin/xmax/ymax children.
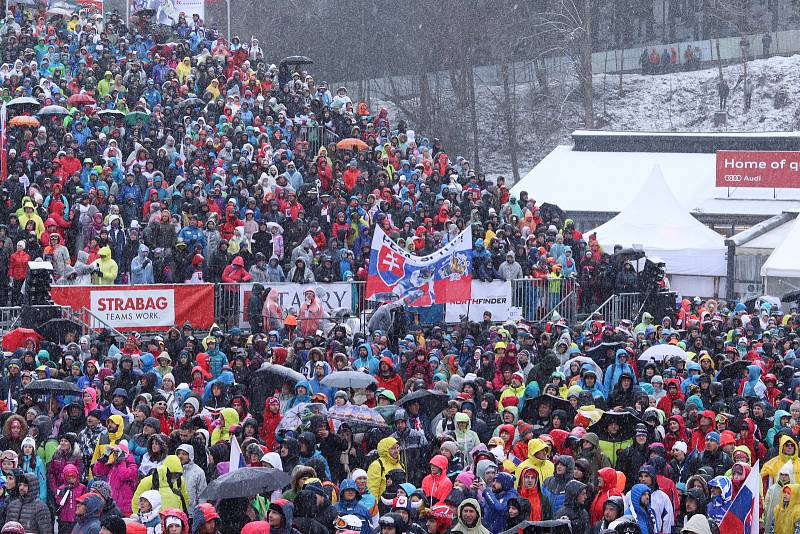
<box><xmin>597</xmin><ymin>418</ymin><xmax>633</xmax><ymax>467</ymax></box>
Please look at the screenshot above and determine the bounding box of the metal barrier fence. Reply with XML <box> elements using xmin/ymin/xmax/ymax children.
<box><xmin>296</xmin><ymin>125</ymin><xmax>340</xmax><ymax>156</ymax></box>
<box><xmin>584</xmin><ymin>291</ymin><xmax>678</xmax><ymax>327</ymax></box>
<box><xmin>511</xmin><ymin>278</ymin><xmax>578</xmax><ymax>323</ymax></box>
<box><xmin>213</xmin><ymin>278</ymin><xmax>579</xmax><ymax>334</ymax></box>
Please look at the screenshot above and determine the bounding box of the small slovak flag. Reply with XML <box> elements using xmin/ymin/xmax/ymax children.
<box><xmin>228</xmin><ymin>436</ymin><xmax>246</xmax><ymax>472</ymax></box>
<box><xmin>719</xmin><ymin>460</ymin><xmax>760</xmax><ymax>534</ymax></box>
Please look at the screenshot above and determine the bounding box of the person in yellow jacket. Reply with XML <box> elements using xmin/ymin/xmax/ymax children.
<box><xmin>92</xmin><ymin>246</ymin><xmax>118</xmax><ymax>285</ymax></box>
<box><xmin>773</xmin><ymin>483</ymin><xmax>800</xmax><ymax>534</ymax></box>
<box><xmin>764</xmin><ymin>435</ymin><xmax>800</xmax><ymax>487</ymax></box>
<box><xmin>514</xmin><ymin>438</ymin><xmax>554</xmax><ymax>488</ymax></box>
<box><xmin>176</xmin><ymin>57</ymin><xmax>192</xmax><ymax>83</ymax></box>
<box><xmin>210</xmin><ymin>407</ymin><xmax>240</xmax><ymax>445</ymax></box>
<box><xmin>17</xmin><ymin>197</ymin><xmax>44</xmax><ymax>238</ymax></box>
<box><xmin>765</xmin><ymin>461</ymin><xmax>796</xmax><ymax>534</ymax></box>
<box><xmin>97</xmin><ymin>71</ymin><xmax>113</xmax><ymax>98</ymax></box>
<box><xmin>367</xmin><ymin>436</ymin><xmax>404</xmax><ymax>498</ymax></box>
<box><xmin>131</xmin><ymin>455</ymin><xmax>189</xmax><ymax>514</ymax></box>
<box><xmin>90</xmin><ymin>414</ymin><xmax>125</xmax><ymax>470</ymax></box>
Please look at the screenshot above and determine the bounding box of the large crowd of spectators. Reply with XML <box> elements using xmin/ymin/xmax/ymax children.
<box><xmin>0</xmin><ymin>6</ymin><xmax>792</xmax><ymax>534</ymax></box>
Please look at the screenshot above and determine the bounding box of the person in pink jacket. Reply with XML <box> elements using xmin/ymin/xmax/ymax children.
<box><xmin>47</xmin><ymin>433</ymin><xmax>83</xmax><ymax>496</ymax></box>
<box><xmin>91</xmin><ymin>442</ymin><xmax>138</xmax><ymax>516</ymax></box>
<box><xmin>54</xmin><ymin>464</ymin><xmax>87</xmax><ymax>534</ymax></box>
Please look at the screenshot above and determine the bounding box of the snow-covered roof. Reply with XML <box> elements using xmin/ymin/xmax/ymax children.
<box><xmin>510</xmin><ymin>144</ymin><xmax>800</xmax><ymax>215</ymax></box>
<box><xmin>573</xmin><ymin>129</ymin><xmax>800</xmax><ymax>139</ymax></box>
<box><xmin>739</xmin><ymin>220</ymin><xmax>796</xmax><ymax>251</ymax></box>
<box><xmin>588</xmin><ymin>166</ymin><xmax>727</xmax><ymax>276</ymax></box>
<box><xmin>762</xmin><ymin>216</ymin><xmax>800</xmax><ymax>277</ymax></box>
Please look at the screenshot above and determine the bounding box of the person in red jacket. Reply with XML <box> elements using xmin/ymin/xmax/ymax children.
<box><xmin>219</xmin><ymin>205</ymin><xmax>243</xmax><ymax>241</ymax></box>
<box><xmin>259</xmin><ymin>397</ymin><xmax>282</xmax><ymax>450</ymax></box>
<box><xmin>343</xmin><ymin>159</ymin><xmax>360</xmax><ymax>191</ymax></box>
<box><xmin>689</xmin><ymin>409</ymin><xmax>717</xmax><ymax>452</ymax></box>
<box><xmin>405</xmin><ymin>349</ymin><xmax>434</xmax><ymax>388</ymax></box>
<box><xmin>8</xmin><ymin>240</ymin><xmax>29</xmax><ymax>305</ymax></box>
<box><xmin>421</xmin><ymin>455</ymin><xmax>452</xmax><ymax>505</ymax></box>
<box><xmin>736</xmin><ymin>418</ymin><xmax>767</xmax><ymax>462</ymax></box>
<box><xmin>656</xmin><ymin>378</ymin><xmax>684</xmax><ymax>415</ymax></box>
<box><xmin>663</xmin><ymin>415</ymin><xmax>690</xmax><ymax>455</ymax></box>
<box><xmin>376</xmin><ymin>357</ymin><xmax>404</xmax><ymax>399</ymax></box>
<box><xmin>222</xmin><ymin>256</ymin><xmax>252</xmax><ymax>283</ymax></box>
<box><xmin>590</xmin><ymin>467</ymin><xmax>622</xmax><ymax>524</ymax></box>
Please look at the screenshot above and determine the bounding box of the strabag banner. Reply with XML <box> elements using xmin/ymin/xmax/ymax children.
<box><xmin>51</xmin><ymin>284</ymin><xmax>214</xmax><ymax>330</ymax></box>
<box><xmin>237</xmin><ymin>283</ymin><xmax>353</xmax><ymax>328</ymax></box>
<box><xmin>716</xmin><ymin>150</ymin><xmax>800</xmax><ymax>188</ymax></box>
<box><xmin>445</xmin><ymin>280</ymin><xmax>513</xmax><ymax>323</ymax></box>
<box><xmin>129</xmin><ymin>0</ymin><xmax>203</xmax><ymax>26</ymax></box>
<box><xmin>366</xmin><ymin>226</ymin><xmax>472</xmax><ymax>306</ymax></box>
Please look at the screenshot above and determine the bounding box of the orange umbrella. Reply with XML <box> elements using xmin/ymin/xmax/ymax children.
<box><xmin>9</xmin><ymin>115</ymin><xmax>40</xmax><ymax>128</ymax></box>
<box><xmin>336</xmin><ymin>138</ymin><xmax>368</xmax><ymax>151</ymax></box>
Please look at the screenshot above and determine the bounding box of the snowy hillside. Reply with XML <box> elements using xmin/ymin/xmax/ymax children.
<box><xmin>374</xmin><ymin>54</ymin><xmax>800</xmax><ymax>182</ymax></box>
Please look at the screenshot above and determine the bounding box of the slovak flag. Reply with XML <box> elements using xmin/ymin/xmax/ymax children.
<box><xmin>366</xmin><ymin>225</ymin><xmax>472</xmax><ymax>306</ymax></box>
<box><xmin>720</xmin><ymin>460</ymin><xmax>760</xmax><ymax>534</ymax></box>
<box><xmin>228</xmin><ymin>436</ymin><xmax>246</xmax><ymax>472</ymax></box>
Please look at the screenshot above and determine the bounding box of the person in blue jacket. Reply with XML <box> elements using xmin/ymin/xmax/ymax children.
<box><xmin>297</xmin><ymin>431</ymin><xmax>331</xmax><ymax>479</ymax></box>
<box><xmin>603</xmin><ymin>348</ymin><xmax>637</xmax><ymax>393</ymax></box>
<box><xmin>482</xmin><ymin>471</ymin><xmax>517</xmax><ymax>532</ymax></box>
<box><xmin>352</xmin><ymin>343</ymin><xmax>379</xmax><ymax>375</ymax></box>
<box><xmin>335</xmin><ymin>479</ymin><xmax>372</xmax><ymax>533</ymax></box>
<box><xmin>308</xmin><ymin>362</ymin><xmax>335</xmax><ymax>407</ymax></box>
<box><xmin>578</xmin><ymin>364</ymin><xmax>606</xmax><ymax>400</ymax></box>
<box><xmin>627</xmin><ymin>483</ymin><xmax>656</xmax><ymax>534</ymax></box>
<box><xmin>681</xmin><ymin>362</ymin><xmax>702</xmax><ymax>395</ymax></box>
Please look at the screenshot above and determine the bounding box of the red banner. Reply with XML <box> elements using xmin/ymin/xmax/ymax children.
<box><xmin>716</xmin><ymin>150</ymin><xmax>800</xmax><ymax>188</ymax></box>
<box><xmin>51</xmin><ymin>284</ymin><xmax>214</xmax><ymax>331</ymax></box>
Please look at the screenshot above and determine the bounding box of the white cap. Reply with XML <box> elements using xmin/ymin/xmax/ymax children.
<box><xmin>672</xmin><ymin>441</ymin><xmax>688</xmax><ymax>454</ymax></box>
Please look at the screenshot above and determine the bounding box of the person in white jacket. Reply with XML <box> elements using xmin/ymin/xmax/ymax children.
<box><xmin>176</xmin><ymin>444</ymin><xmax>207</xmax><ymax>520</ymax></box>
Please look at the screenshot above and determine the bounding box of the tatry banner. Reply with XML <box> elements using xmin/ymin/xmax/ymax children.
<box><xmin>51</xmin><ymin>284</ymin><xmax>214</xmax><ymax>331</ymax></box>
<box><xmin>366</xmin><ymin>226</ymin><xmax>472</xmax><ymax>306</ymax></box>
<box><xmin>237</xmin><ymin>283</ymin><xmax>353</xmax><ymax>328</ymax></box>
<box><xmin>445</xmin><ymin>280</ymin><xmax>513</xmax><ymax>323</ymax></box>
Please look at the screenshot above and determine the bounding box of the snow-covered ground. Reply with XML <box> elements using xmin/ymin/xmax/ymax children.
<box><xmin>374</xmin><ymin>54</ymin><xmax>800</xmax><ymax>183</ymax></box>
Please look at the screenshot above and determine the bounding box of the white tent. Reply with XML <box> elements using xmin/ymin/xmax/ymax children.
<box><xmin>589</xmin><ymin>165</ymin><xmax>727</xmax><ymax>277</ymax></box>
<box><xmin>762</xmin><ymin>215</ymin><xmax>800</xmax><ymax>278</ymax></box>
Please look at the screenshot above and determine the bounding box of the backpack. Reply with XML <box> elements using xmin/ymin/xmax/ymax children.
<box><xmin>150</xmin><ymin>469</ymin><xmax>188</xmax><ymax>514</ymax></box>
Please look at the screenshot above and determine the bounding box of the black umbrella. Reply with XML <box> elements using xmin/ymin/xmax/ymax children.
<box><xmin>200</xmin><ymin>467</ymin><xmax>290</xmax><ymax>502</ymax></box>
<box><xmin>586</xmin><ymin>342</ymin><xmax>623</xmax><ymax>367</ymax></box>
<box><xmin>537</xmin><ymin>202</ymin><xmax>566</xmax><ymax>222</ymax></box>
<box><xmin>396</xmin><ymin>389</ymin><xmax>449</xmax><ymax>421</ymax></box>
<box><xmin>177</xmin><ymin>97</ymin><xmax>205</xmax><ymax>109</ymax></box>
<box><xmin>24</xmin><ymin>379</ymin><xmax>81</xmax><ymax>395</ymax></box>
<box><xmin>35</xmin><ymin>318</ymin><xmax>83</xmax><ymax>344</ymax></box>
<box><xmin>253</xmin><ymin>363</ymin><xmax>304</xmax><ymax>390</ymax></box>
<box><xmin>501</xmin><ymin>519</ymin><xmax>572</xmax><ymax>534</ymax></box>
<box><xmin>590</xmin><ymin>410</ymin><xmax>641</xmax><ymax>442</ymax></box>
<box><xmin>279</xmin><ymin>55</ymin><xmax>313</xmax><ymax>66</ymax></box>
<box><xmin>520</xmin><ymin>394</ymin><xmax>576</xmax><ymax>424</ymax></box>
<box><xmin>782</xmin><ymin>290</ymin><xmax>800</xmax><ymax>303</ymax></box>
<box><xmin>716</xmin><ymin>360</ymin><xmax>750</xmax><ymax>382</ymax></box>
<box><xmin>320</xmin><ymin>370</ymin><xmax>377</xmax><ymax>389</ymax></box>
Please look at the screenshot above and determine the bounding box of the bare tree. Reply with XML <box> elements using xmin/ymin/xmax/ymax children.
<box><xmin>538</xmin><ymin>0</ymin><xmax>595</xmax><ymax>128</ymax></box>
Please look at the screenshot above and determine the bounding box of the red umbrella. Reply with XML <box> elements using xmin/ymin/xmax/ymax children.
<box><xmin>2</xmin><ymin>328</ymin><xmax>43</xmax><ymax>351</ymax></box>
<box><xmin>67</xmin><ymin>93</ymin><xmax>96</xmax><ymax>106</ymax></box>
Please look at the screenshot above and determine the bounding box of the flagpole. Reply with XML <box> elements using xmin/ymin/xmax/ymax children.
<box><xmin>1</xmin><ymin>101</ymin><xmax>7</xmax><ymax>182</ymax></box>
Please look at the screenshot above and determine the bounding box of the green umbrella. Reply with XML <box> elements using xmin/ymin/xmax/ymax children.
<box><xmin>125</xmin><ymin>111</ymin><xmax>151</xmax><ymax>125</ymax></box>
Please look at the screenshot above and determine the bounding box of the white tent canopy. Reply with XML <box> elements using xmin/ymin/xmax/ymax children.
<box><xmin>589</xmin><ymin>165</ymin><xmax>727</xmax><ymax>276</ymax></box>
<box><xmin>762</xmin><ymin>215</ymin><xmax>800</xmax><ymax>278</ymax></box>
